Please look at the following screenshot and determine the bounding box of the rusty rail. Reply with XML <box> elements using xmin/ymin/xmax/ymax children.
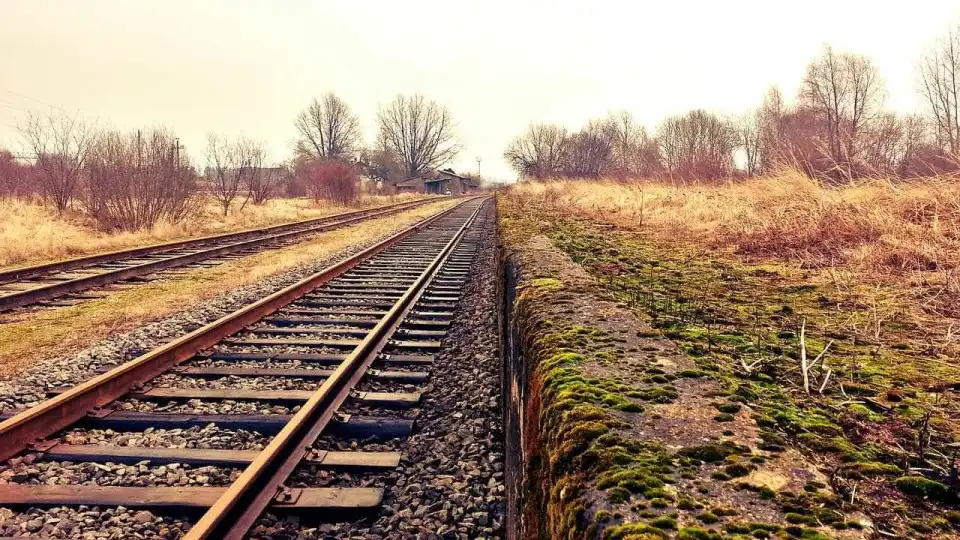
<box><xmin>0</xmin><ymin>198</ymin><xmax>475</xmax><ymax>461</ymax></box>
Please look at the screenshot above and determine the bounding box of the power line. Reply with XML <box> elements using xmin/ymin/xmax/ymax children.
<box><xmin>0</xmin><ymin>87</ymin><xmax>67</xmax><ymax>112</ymax></box>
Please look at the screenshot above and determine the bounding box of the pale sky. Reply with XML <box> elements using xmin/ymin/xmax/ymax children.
<box><xmin>1</xmin><ymin>0</ymin><xmax>959</xmax><ymax>181</ymax></box>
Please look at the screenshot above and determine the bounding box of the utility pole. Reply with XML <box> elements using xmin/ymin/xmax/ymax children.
<box><xmin>476</xmin><ymin>156</ymin><xmax>481</xmax><ymax>181</ymax></box>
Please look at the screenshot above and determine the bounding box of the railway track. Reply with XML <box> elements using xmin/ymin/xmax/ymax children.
<box><xmin>0</xmin><ymin>196</ymin><xmax>492</xmax><ymax>539</ymax></box>
<box><xmin>0</xmin><ymin>197</ymin><xmax>440</xmax><ymax>313</ymax></box>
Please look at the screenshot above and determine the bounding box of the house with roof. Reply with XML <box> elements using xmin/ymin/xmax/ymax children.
<box><xmin>394</xmin><ymin>168</ymin><xmax>479</xmax><ymax>195</ymax></box>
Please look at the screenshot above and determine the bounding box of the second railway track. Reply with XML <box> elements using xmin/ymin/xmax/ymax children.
<box><xmin>0</xmin><ymin>197</ymin><xmax>442</xmax><ymax>313</ymax></box>
<box><xmin>0</xmin><ymin>196</ymin><xmax>493</xmax><ymax>538</ymax></box>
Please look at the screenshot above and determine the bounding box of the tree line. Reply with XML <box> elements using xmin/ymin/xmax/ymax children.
<box><xmin>0</xmin><ymin>93</ymin><xmax>459</xmax><ymax>230</ymax></box>
<box><xmin>505</xmin><ymin>26</ymin><xmax>960</xmax><ymax>182</ymax></box>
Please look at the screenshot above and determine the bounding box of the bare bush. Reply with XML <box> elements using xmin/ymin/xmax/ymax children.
<box><xmin>294</xmin><ymin>93</ymin><xmax>362</xmax><ymax>162</ymax></box>
<box><xmin>301</xmin><ymin>160</ymin><xmax>360</xmax><ymax>205</ymax></box>
<box><xmin>0</xmin><ymin>150</ymin><xmax>40</xmax><ymax>198</ymax></box>
<box><xmin>377</xmin><ymin>94</ymin><xmax>459</xmax><ymax>178</ymax></box>
<box><xmin>85</xmin><ymin>128</ymin><xmax>197</xmax><ymax>230</ymax></box>
<box><xmin>18</xmin><ymin>110</ymin><xmax>95</xmax><ymax>213</ymax></box>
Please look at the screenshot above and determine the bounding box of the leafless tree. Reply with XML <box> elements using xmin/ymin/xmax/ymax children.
<box><xmin>85</xmin><ymin>128</ymin><xmax>197</xmax><ymax>230</ymax></box>
<box><xmin>919</xmin><ymin>25</ymin><xmax>960</xmax><ymax>155</ymax></box>
<box><xmin>503</xmin><ymin>123</ymin><xmax>569</xmax><ymax>179</ymax></box>
<box><xmin>294</xmin><ymin>93</ymin><xmax>362</xmax><ymax>162</ymax></box>
<box><xmin>206</xmin><ymin>135</ymin><xmax>261</xmax><ymax>216</ymax></box>
<box><xmin>738</xmin><ymin>110</ymin><xmax>764</xmax><ymax>177</ymax></box>
<box><xmin>241</xmin><ymin>140</ymin><xmax>280</xmax><ymax>205</ymax></box>
<box><xmin>563</xmin><ymin>121</ymin><xmax>613</xmax><ymax>178</ymax></box>
<box><xmin>657</xmin><ymin>109</ymin><xmax>738</xmax><ymax>181</ymax></box>
<box><xmin>757</xmin><ymin>86</ymin><xmax>789</xmax><ymax>172</ymax></box>
<box><xmin>377</xmin><ymin>94</ymin><xmax>459</xmax><ymax>178</ymax></box>
<box><xmin>18</xmin><ymin>110</ymin><xmax>95</xmax><ymax>213</ymax></box>
<box><xmin>859</xmin><ymin>113</ymin><xmax>929</xmax><ymax>176</ymax></box>
<box><xmin>600</xmin><ymin>111</ymin><xmax>662</xmax><ymax>178</ymax></box>
<box><xmin>801</xmin><ymin>45</ymin><xmax>886</xmax><ymax>179</ymax></box>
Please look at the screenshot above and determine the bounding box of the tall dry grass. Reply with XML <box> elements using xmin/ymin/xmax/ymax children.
<box><xmin>507</xmin><ymin>171</ymin><xmax>960</xmax><ymax>317</ymax></box>
<box><xmin>0</xmin><ymin>193</ymin><xmax>429</xmax><ymax>268</ymax></box>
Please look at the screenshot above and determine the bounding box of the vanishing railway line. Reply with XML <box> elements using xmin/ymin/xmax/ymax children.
<box><xmin>0</xmin><ymin>196</ymin><xmax>491</xmax><ymax>538</ymax></box>
<box><xmin>0</xmin><ymin>197</ymin><xmax>440</xmax><ymax>313</ymax></box>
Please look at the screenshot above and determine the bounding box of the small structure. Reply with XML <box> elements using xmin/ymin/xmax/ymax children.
<box><xmin>393</xmin><ymin>168</ymin><xmax>479</xmax><ymax>195</ymax></box>
<box><xmin>424</xmin><ymin>168</ymin><xmax>476</xmax><ymax>195</ymax></box>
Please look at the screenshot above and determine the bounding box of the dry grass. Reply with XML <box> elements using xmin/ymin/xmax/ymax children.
<box><xmin>0</xmin><ymin>193</ymin><xmax>432</xmax><ymax>269</ymax></box>
<box><xmin>0</xmin><ymin>199</ymin><xmax>457</xmax><ymax>379</ymax></box>
<box><xmin>507</xmin><ymin>171</ymin><xmax>960</xmax><ymax>318</ymax></box>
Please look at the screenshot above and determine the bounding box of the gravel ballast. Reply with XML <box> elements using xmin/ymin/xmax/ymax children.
<box><xmin>250</xmin><ymin>207</ymin><xmax>505</xmax><ymax>539</ymax></box>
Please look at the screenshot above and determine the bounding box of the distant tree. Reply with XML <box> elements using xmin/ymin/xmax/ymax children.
<box><xmin>800</xmin><ymin>45</ymin><xmax>886</xmax><ymax>179</ymax></box>
<box><xmin>0</xmin><ymin>149</ymin><xmax>40</xmax><ymax>198</ymax></box>
<box><xmin>600</xmin><ymin>111</ymin><xmax>662</xmax><ymax>178</ymax></box>
<box><xmin>656</xmin><ymin>110</ymin><xmax>738</xmax><ymax>180</ymax></box>
<box><xmin>294</xmin><ymin>93</ymin><xmax>362</xmax><ymax>162</ymax></box>
<box><xmin>242</xmin><ymin>141</ymin><xmax>280</xmax><ymax>205</ymax></box>
<box><xmin>563</xmin><ymin>121</ymin><xmax>613</xmax><ymax>178</ymax></box>
<box><xmin>18</xmin><ymin>110</ymin><xmax>95</xmax><ymax>213</ymax></box>
<box><xmin>503</xmin><ymin>123</ymin><xmax>569</xmax><ymax>179</ymax></box>
<box><xmin>358</xmin><ymin>145</ymin><xmax>405</xmax><ymax>191</ymax></box>
<box><xmin>205</xmin><ymin>134</ymin><xmax>262</xmax><ymax>216</ymax></box>
<box><xmin>919</xmin><ymin>25</ymin><xmax>960</xmax><ymax>155</ymax></box>
<box><xmin>85</xmin><ymin>128</ymin><xmax>197</xmax><ymax>230</ymax></box>
<box><xmin>738</xmin><ymin>110</ymin><xmax>763</xmax><ymax>177</ymax></box>
<box><xmin>377</xmin><ymin>94</ymin><xmax>459</xmax><ymax>178</ymax></box>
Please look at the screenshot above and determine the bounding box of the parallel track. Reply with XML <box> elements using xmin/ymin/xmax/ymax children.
<box><xmin>0</xmin><ymin>197</ymin><xmax>440</xmax><ymax>313</ymax></box>
<box><xmin>0</xmin><ymin>196</ymin><xmax>492</xmax><ymax>539</ymax></box>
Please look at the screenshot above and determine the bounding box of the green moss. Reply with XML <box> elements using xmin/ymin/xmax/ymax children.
<box><xmin>785</xmin><ymin>513</ymin><xmax>817</xmax><ymax>525</ymax></box>
<box><xmin>603</xmin><ymin>522</ymin><xmax>669</xmax><ymax>539</ymax></box>
<box><xmin>838</xmin><ymin>461</ymin><xmax>901</xmax><ymax>479</ymax></box>
<box><xmin>650</xmin><ymin>516</ymin><xmax>677</xmax><ymax>530</ymax></box>
<box><xmin>608</xmin><ymin>486</ymin><xmax>632</xmax><ymax>503</ymax></box>
<box><xmin>679</xmin><ymin>442</ymin><xmax>744</xmax><ymax>463</ymax></box>
<box><xmin>698</xmin><ymin>512</ymin><xmax>719</xmax><ymax>524</ymax></box>
<box><xmin>715</xmin><ymin>403</ymin><xmax>743</xmax><ymax>414</ymax></box>
<box><xmin>677</xmin><ymin>528</ymin><xmax>723</xmax><ymax>540</ymax></box>
<box><xmin>713</xmin><ymin>413</ymin><xmax>735</xmax><ymax>422</ymax></box>
<box><xmin>895</xmin><ymin>476</ymin><xmax>952</xmax><ymax>502</ymax></box>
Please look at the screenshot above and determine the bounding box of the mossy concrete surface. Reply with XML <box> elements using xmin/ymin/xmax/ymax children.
<box><xmin>500</xmin><ymin>193</ymin><xmax>960</xmax><ymax>539</ymax></box>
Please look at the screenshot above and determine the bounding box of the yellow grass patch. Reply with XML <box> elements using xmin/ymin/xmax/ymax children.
<box><xmin>0</xmin><ymin>199</ymin><xmax>457</xmax><ymax>379</ymax></box>
<box><xmin>0</xmin><ymin>193</ymin><xmax>434</xmax><ymax>269</ymax></box>
<box><xmin>507</xmin><ymin>172</ymin><xmax>960</xmax><ymax>318</ymax></box>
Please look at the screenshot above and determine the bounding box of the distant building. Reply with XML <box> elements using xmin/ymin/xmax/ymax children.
<box><xmin>394</xmin><ymin>168</ymin><xmax>479</xmax><ymax>195</ymax></box>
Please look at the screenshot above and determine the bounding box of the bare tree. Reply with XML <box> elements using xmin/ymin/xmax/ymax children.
<box><xmin>206</xmin><ymin>135</ymin><xmax>260</xmax><ymax>216</ymax></box>
<box><xmin>657</xmin><ymin>110</ymin><xmax>738</xmax><ymax>181</ymax></box>
<box><xmin>600</xmin><ymin>111</ymin><xmax>662</xmax><ymax>178</ymax></box>
<box><xmin>757</xmin><ymin>86</ymin><xmax>788</xmax><ymax>172</ymax></box>
<box><xmin>294</xmin><ymin>93</ymin><xmax>362</xmax><ymax>162</ymax></box>
<box><xmin>738</xmin><ymin>111</ymin><xmax>763</xmax><ymax>177</ymax></box>
<box><xmin>503</xmin><ymin>123</ymin><xmax>569</xmax><ymax>179</ymax></box>
<box><xmin>919</xmin><ymin>25</ymin><xmax>960</xmax><ymax>155</ymax></box>
<box><xmin>85</xmin><ymin>128</ymin><xmax>197</xmax><ymax>230</ymax></box>
<box><xmin>242</xmin><ymin>141</ymin><xmax>280</xmax><ymax>205</ymax></box>
<box><xmin>800</xmin><ymin>45</ymin><xmax>886</xmax><ymax>179</ymax></box>
<box><xmin>563</xmin><ymin>121</ymin><xmax>613</xmax><ymax>178</ymax></box>
<box><xmin>18</xmin><ymin>110</ymin><xmax>95</xmax><ymax>213</ymax></box>
<box><xmin>377</xmin><ymin>94</ymin><xmax>459</xmax><ymax>179</ymax></box>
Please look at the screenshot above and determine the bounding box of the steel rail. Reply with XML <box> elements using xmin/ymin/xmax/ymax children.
<box><xmin>0</xmin><ymin>197</ymin><xmax>436</xmax><ymax>284</ymax></box>
<box><xmin>185</xmin><ymin>197</ymin><xmax>487</xmax><ymax>540</ymax></box>
<box><xmin>0</xmin><ymin>197</ymin><xmax>478</xmax><ymax>462</ymax></box>
<box><xmin>0</xmin><ymin>198</ymin><xmax>442</xmax><ymax>312</ymax></box>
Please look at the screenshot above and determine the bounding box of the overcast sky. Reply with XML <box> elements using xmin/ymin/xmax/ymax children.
<box><xmin>1</xmin><ymin>0</ymin><xmax>959</xmax><ymax>181</ymax></box>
